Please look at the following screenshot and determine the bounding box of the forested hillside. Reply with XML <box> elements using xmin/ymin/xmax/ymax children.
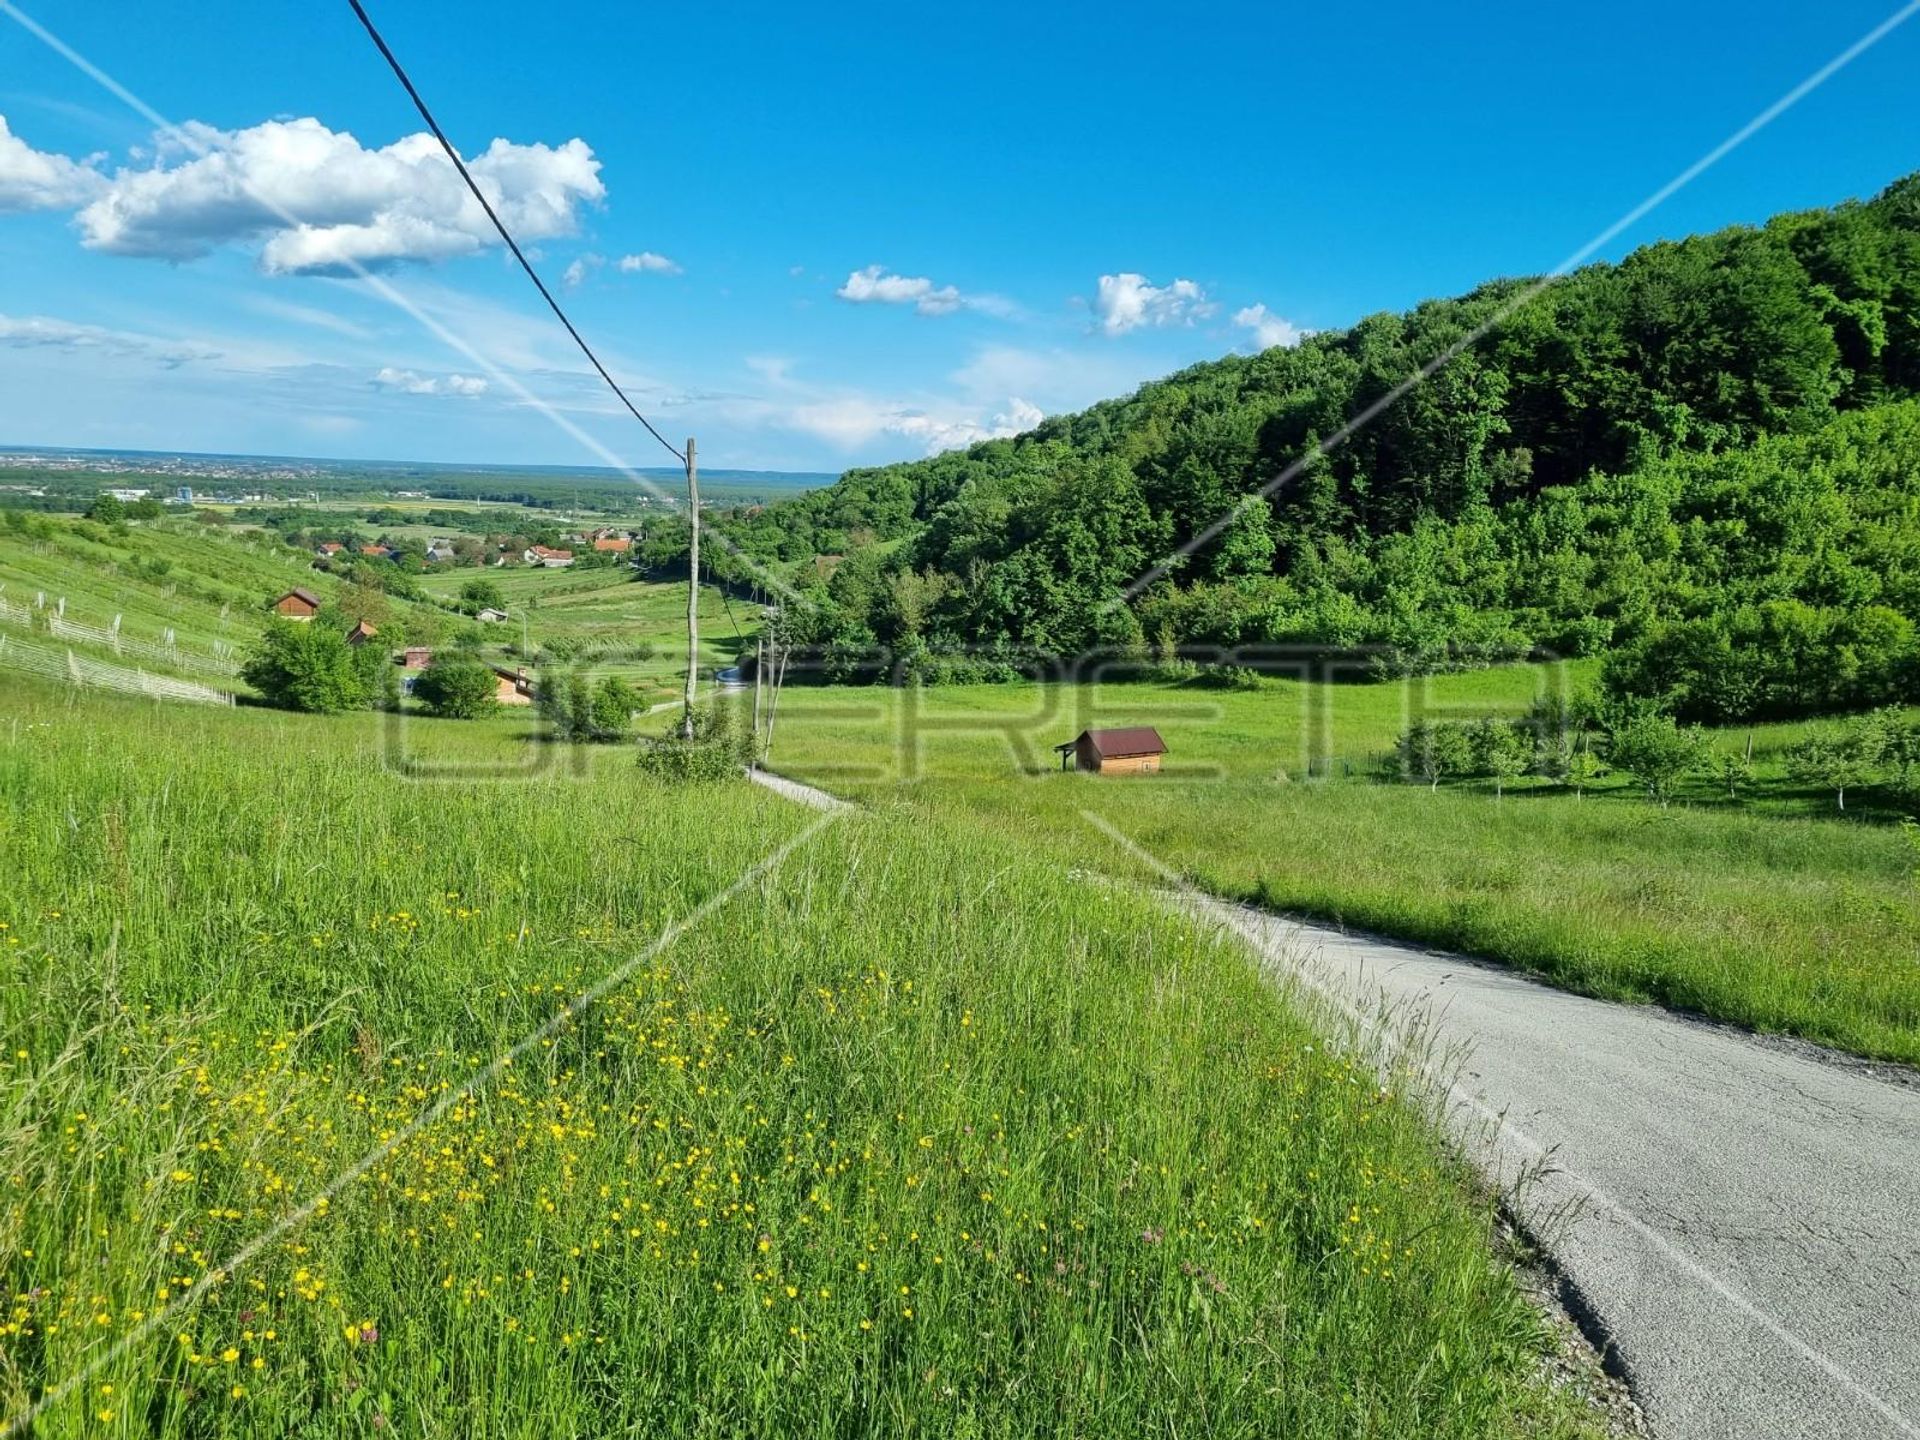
<box><xmin>715</xmin><ymin>173</ymin><xmax>1920</xmax><ymax>719</ymax></box>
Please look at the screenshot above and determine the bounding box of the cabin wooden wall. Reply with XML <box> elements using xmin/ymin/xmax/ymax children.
<box><xmin>1092</xmin><ymin>753</ymin><xmax>1160</xmax><ymax>775</ymax></box>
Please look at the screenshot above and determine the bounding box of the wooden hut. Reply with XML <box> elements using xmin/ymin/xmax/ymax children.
<box><xmin>272</xmin><ymin>587</ymin><xmax>322</xmax><ymax>621</ymax></box>
<box><xmin>1055</xmin><ymin>727</ymin><xmax>1167</xmax><ymax>775</ymax></box>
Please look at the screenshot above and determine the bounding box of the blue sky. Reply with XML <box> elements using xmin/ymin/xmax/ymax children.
<box><xmin>1</xmin><ymin>0</ymin><xmax>1917</xmax><ymax>474</ymax></box>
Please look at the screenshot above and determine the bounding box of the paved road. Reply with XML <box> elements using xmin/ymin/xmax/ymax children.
<box><xmin>1188</xmin><ymin>898</ymin><xmax>1920</xmax><ymax>1440</ymax></box>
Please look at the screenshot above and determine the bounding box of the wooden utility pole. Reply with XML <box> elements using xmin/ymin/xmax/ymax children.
<box><xmin>681</xmin><ymin>436</ymin><xmax>699</xmax><ymax>740</ymax></box>
<box><xmin>751</xmin><ymin>634</ymin><xmax>765</xmax><ymax>768</ymax></box>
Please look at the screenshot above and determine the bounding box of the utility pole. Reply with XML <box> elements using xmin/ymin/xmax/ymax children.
<box><xmin>751</xmin><ymin>634</ymin><xmax>765</xmax><ymax>768</ymax></box>
<box><xmin>681</xmin><ymin>436</ymin><xmax>699</xmax><ymax>740</ymax></box>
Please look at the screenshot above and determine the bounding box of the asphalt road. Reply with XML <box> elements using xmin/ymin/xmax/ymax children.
<box><xmin>1188</xmin><ymin>898</ymin><xmax>1920</xmax><ymax>1440</ymax></box>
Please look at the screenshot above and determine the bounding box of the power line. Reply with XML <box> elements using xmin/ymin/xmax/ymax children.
<box><xmin>345</xmin><ymin>0</ymin><xmax>686</xmax><ymax>466</ymax></box>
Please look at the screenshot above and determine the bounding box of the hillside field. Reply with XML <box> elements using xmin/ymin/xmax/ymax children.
<box><xmin>765</xmin><ymin>672</ymin><xmax>1920</xmax><ymax>1065</ymax></box>
<box><xmin>0</xmin><ymin>678</ymin><xmax>1608</xmax><ymax>1436</ymax></box>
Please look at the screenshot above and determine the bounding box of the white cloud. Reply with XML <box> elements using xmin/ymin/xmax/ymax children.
<box><xmin>783</xmin><ymin>393</ymin><xmax>1042</xmax><ymax>455</ymax></box>
<box><xmin>837</xmin><ymin>264</ymin><xmax>963</xmax><ymax>316</ymax></box>
<box><xmin>74</xmin><ymin>117</ymin><xmax>604</xmax><ymax>274</ymax></box>
<box><xmin>618</xmin><ymin>250</ymin><xmax>680</xmax><ymax>275</ymax></box>
<box><xmin>0</xmin><ymin>115</ymin><xmax>105</xmax><ymax>213</ymax></box>
<box><xmin>837</xmin><ymin>261</ymin><xmax>1016</xmax><ymax>319</ymax></box>
<box><xmin>0</xmin><ymin>312</ymin><xmax>212</xmax><ymax>368</ymax></box>
<box><xmin>371</xmin><ymin>365</ymin><xmax>488</xmax><ymax>398</ymax></box>
<box><xmin>563</xmin><ymin>252</ymin><xmax>603</xmax><ymax>287</ymax></box>
<box><xmin>1093</xmin><ymin>272</ymin><xmax>1214</xmax><ymax>335</ymax></box>
<box><xmin>1233</xmin><ymin>302</ymin><xmax>1310</xmax><ymax>351</ymax></box>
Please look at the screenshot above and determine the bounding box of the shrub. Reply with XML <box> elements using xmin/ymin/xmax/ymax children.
<box><xmin>241</xmin><ymin>620</ymin><xmax>370</xmax><ymax>714</ymax></box>
<box><xmin>413</xmin><ymin>653</ymin><xmax>500</xmax><ymax>719</ymax></box>
<box><xmin>637</xmin><ymin>703</ymin><xmax>749</xmax><ymax>782</ymax></box>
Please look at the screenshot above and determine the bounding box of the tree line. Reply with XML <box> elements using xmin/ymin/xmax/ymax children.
<box><xmin>705</xmin><ymin>172</ymin><xmax>1920</xmax><ymax>720</ymax></box>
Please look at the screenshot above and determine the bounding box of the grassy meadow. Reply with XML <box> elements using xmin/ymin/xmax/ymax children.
<box><xmin>766</xmin><ymin>673</ymin><xmax>1920</xmax><ymax>1065</ymax></box>
<box><xmin>0</xmin><ymin>678</ymin><xmax>1603</xmax><ymax>1437</ymax></box>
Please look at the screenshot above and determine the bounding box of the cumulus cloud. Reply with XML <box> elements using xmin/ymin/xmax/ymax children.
<box><xmin>1233</xmin><ymin>302</ymin><xmax>1310</xmax><ymax>350</ymax></box>
<box><xmin>0</xmin><ymin>115</ymin><xmax>105</xmax><ymax>213</ymax></box>
<box><xmin>833</xmin><ymin>263</ymin><xmax>1026</xmax><ymax>318</ymax></box>
<box><xmin>372</xmin><ymin>365</ymin><xmax>488</xmax><ymax>397</ymax></box>
<box><xmin>563</xmin><ymin>252</ymin><xmax>604</xmax><ymax>287</ymax></box>
<box><xmin>73</xmin><ymin>117</ymin><xmax>604</xmax><ymax>274</ymax></box>
<box><xmin>785</xmin><ymin>393</ymin><xmax>1042</xmax><ymax>455</ymax></box>
<box><xmin>618</xmin><ymin>250</ymin><xmax>680</xmax><ymax>275</ymax></box>
<box><xmin>1093</xmin><ymin>272</ymin><xmax>1214</xmax><ymax>335</ymax></box>
<box><xmin>0</xmin><ymin>312</ymin><xmax>211</xmax><ymax>368</ymax></box>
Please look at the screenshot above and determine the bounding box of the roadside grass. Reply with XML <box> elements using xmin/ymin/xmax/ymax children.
<box><xmin>0</xmin><ymin>678</ymin><xmax>1601</xmax><ymax>1437</ymax></box>
<box><xmin>767</xmin><ymin>675</ymin><xmax>1920</xmax><ymax>1065</ymax></box>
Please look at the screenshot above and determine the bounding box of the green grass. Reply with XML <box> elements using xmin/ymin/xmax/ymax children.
<box><xmin>766</xmin><ymin>672</ymin><xmax>1920</xmax><ymax>1065</ymax></box>
<box><xmin>418</xmin><ymin>565</ymin><xmax>752</xmax><ymax>703</ymax></box>
<box><xmin>0</xmin><ymin>678</ymin><xmax>1601</xmax><ymax>1437</ymax></box>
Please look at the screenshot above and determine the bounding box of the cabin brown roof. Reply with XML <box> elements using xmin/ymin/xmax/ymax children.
<box><xmin>281</xmin><ymin>587</ymin><xmax>322</xmax><ymax>606</ymax></box>
<box><xmin>1061</xmin><ymin>727</ymin><xmax>1167</xmax><ymax>758</ymax></box>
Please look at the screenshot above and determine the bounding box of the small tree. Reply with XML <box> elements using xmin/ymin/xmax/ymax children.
<box><xmin>1608</xmin><ymin>714</ymin><xmax>1704</xmax><ymax>806</ymax></box>
<box><xmin>461</xmin><ymin>577</ymin><xmax>505</xmax><ymax>614</ymax></box>
<box><xmin>1469</xmin><ymin>719</ymin><xmax>1530</xmax><ymax>798</ymax></box>
<box><xmin>1396</xmin><ymin>720</ymin><xmax>1472</xmax><ymax>791</ymax></box>
<box><xmin>413</xmin><ymin>653</ymin><xmax>500</xmax><ymax>719</ymax></box>
<box><xmin>1564</xmin><ymin>745</ymin><xmax>1603</xmax><ymax>799</ymax></box>
<box><xmin>86</xmin><ymin>492</ymin><xmax>126</xmax><ymax>524</ymax></box>
<box><xmin>536</xmin><ymin>673</ymin><xmax>635</xmax><ymax>743</ymax></box>
<box><xmin>1710</xmin><ymin>747</ymin><xmax>1754</xmax><ymax>801</ymax></box>
<box><xmin>1786</xmin><ymin>721</ymin><xmax>1885</xmax><ymax>812</ymax></box>
<box><xmin>242</xmin><ymin>619</ymin><xmax>368</xmax><ymax>714</ymax></box>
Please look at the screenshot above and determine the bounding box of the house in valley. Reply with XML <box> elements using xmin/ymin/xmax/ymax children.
<box><xmin>315</xmin><ymin>541</ymin><xmax>346</xmax><ymax>558</ymax></box>
<box><xmin>524</xmin><ymin>545</ymin><xmax>575</xmax><ymax>569</ymax></box>
<box><xmin>1054</xmin><ymin>727</ymin><xmax>1167</xmax><ymax>775</ymax></box>
<box><xmin>592</xmin><ymin>535</ymin><xmax>632</xmax><ymax>556</ymax></box>
<box><xmin>475</xmin><ymin>607</ymin><xmax>509</xmax><ymax>623</ymax></box>
<box><xmin>272</xmin><ymin>587</ymin><xmax>323</xmax><ymax>621</ymax></box>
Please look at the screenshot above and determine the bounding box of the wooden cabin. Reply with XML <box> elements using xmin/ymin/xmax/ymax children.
<box><xmin>1055</xmin><ymin>727</ymin><xmax>1167</xmax><ymax>775</ymax></box>
<box><xmin>272</xmin><ymin>587</ymin><xmax>322</xmax><ymax>621</ymax></box>
<box><xmin>344</xmin><ymin>618</ymin><xmax>378</xmax><ymax>646</ymax></box>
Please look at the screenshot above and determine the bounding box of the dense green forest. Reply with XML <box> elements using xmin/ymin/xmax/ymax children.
<box><xmin>710</xmin><ymin>173</ymin><xmax>1920</xmax><ymax>719</ymax></box>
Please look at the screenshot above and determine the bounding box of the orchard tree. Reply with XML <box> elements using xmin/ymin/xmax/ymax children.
<box><xmin>1786</xmin><ymin>721</ymin><xmax>1885</xmax><ymax>811</ymax></box>
<box><xmin>1397</xmin><ymin>720</ymin><xmax>1473</xmax><ymax>791</ymax></box>
<box><xmin>1469</xmin><ymin>719</ymin><xmax>1530</xmax><ymax>797</ymax></box>
<box><xmin>1609</xmin><ymin>714</ymin><xmax>1705</xmax><ymax>806</ymax></box>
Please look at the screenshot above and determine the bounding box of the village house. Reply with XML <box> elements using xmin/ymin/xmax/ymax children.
<box><xmin>490</xmin><ymin>664</ymin><xmax>535</xmax><ymax>705</ymax></box>
<box><xmin>400</xmin><ymin>646</ymin><xmax>433</xmax><ymax>669</ymax></box>
<box><xmin>524</xmin><ymin>545</ymin><xmax>575</xmax><ymax>568</ymax></box>
<box><xmin>475</xmin><ymin>607</ymin><xmax>509</xmax><ymax>623</ymax></box>
<box><xmin>315</xmin><ymin>541</ymin><xmax>346</xmax><ymax>557</ymax></box>
<box><xmin>272</xmin><ymin>587</ymin><xmax>322</xmax><ymax>621</ymax></box>
<box><xmin>425</xmin><ymin>539</ymin><xmax>458</xmax><ymax>562</ymax></box>
<box><xmin>592</xmin><ymin>535</ymin><xmax>632</xmax><ymax>556</ymax></box>
<box><xmin>1054</xmin><ymin>727</ymin><xmax>1168</xmax><ymax>775</ymax></box>
<box><xmin>359</xmin><ymin>544</ymin><xmax>390</xmax><ymax>558</ymax></box>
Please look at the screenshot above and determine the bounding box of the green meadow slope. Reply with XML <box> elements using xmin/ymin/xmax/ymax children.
<box><xmin>0</xmin><ymin>679</ymin><xmax>1607</xmax><ymax>1436</ymax></box>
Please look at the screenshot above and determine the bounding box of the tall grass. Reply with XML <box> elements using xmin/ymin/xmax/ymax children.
<box><xmin>769</xmin><ymin>677</ymin><xmax>1920</xmax><ymax>1065</ymax></box>
<box><xmin>0</xmin><ymin>681</ymin><xmax>1598</xmax><ymax>1437</ymax></box>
